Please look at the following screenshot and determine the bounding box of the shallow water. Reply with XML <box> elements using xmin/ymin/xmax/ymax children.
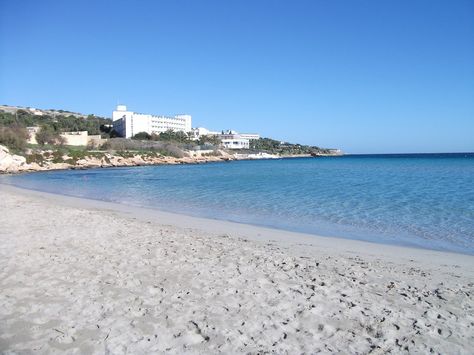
<box><xmin>2</xmin><ymin>153</ymin><xmax>473</xmax><ymax>254</ymax></box>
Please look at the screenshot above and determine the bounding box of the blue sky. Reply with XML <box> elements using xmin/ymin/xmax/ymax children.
<box><xmin>1</xmin><ymin>0</ymin><xmax>473</xmax><ymax>153</ymax></box>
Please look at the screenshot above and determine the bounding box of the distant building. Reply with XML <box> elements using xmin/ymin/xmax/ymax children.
<box><xmin>190</xmin><ymin>127</ymin><xmax>220</xmax><ymax>141</ymax></box>
<box><xmin>239</xmin><ymin>133</ymin><xmax>260</xmax><ymax>140</ymax></box>
<box><xmin>190</xmin><ymin>128</ymin><xmax>261</xmax><ymax>149</ymax></box>
<box><xmin>112</xmin><ymin>105</ymin><xmax>192</xmax><ymax>138</ymax></box>
<box><xmin>218</xmin><ymin>130</ymin><xmax>260</xmax><ymax>149</ymax></box>
<box><xmin>219</xmin><ymin>130</ymin><xmax>259</xmax><ymax>140</ymax></box>
<box><xmin>221</xmin><ymin>138</ymin><xmax>250</xmax><ymax>149</ymax></box>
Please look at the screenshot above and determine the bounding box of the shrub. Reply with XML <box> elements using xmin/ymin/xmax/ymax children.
<box><xmin>198</xmin><ymin>135</ymin><xmax>221</xmax><ymax>146</ymax></box>
<box><xmin>25</xmin><ymin>153</ymin><xmax>45</xmax><ymax>165</ymax></box>
<box><xmin>99</xmin><ymin>138</ymin><xmax>185</xmax><ymax>158</ymax></box>
<box><xmin>35</xmin><ymin>126</ymin><xmax>64</xmax><ymax>146</ymax></box>
<box><xmin>154</xmin><ymin>130</ymin><xmax>190</xmax><ymax>143</ymax></box>
<box><xmin>132</xmin><ymin>132</ymin><xmax>152</xmax><ymax>140</ymax></box>
<box><xmin>0</xmin><ymin>125</ymin><xmax>28</xmax><ymax>150</ymax></box>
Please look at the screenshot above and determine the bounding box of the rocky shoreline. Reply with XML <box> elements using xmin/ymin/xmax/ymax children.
<box><xmin>0</xmin><ymin>144</ymin><xmax>344</xmax><ymax>175</ymax></box>
<box><xmin>0</xmin><ymin>145</ymin><xmax>237</xmax><ymax>174</ymax></box>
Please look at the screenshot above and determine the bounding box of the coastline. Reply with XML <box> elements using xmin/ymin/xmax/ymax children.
<box><xmin>0</xmin><ymin>143</ymin><xmax>341</xmax><ymax>175</ymax></box>
<box><xmin>2</xmin><ymin>184</ymin><xmax>473</xmax><ymax>267</ymax></box>
<box><xmin>1</xmin><ymin>184</ymin><xmax>473</xmax><ymax>353</ymax></box>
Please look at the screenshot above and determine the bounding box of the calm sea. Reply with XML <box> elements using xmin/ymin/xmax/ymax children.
<box><xmin>2</xmin><ymin>153</ymin><xmax>473</xmax><ymax>254</ymax></box>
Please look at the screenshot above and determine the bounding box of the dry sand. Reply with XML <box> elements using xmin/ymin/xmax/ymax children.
<box><xmin>0</xmin><ymin>184</ymin><xmax>473</xmax><ymax>354</ymax></box>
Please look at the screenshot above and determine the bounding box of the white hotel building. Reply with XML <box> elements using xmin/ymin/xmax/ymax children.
<box><xmin>112</xmin><ymin>105</ymin><xmax>192</xmax><ymax>138</ymax></box>
<box><xmin>218</xmin><ymin>130</ymin><xmax>260</xmax><ymax>149</ymax></box>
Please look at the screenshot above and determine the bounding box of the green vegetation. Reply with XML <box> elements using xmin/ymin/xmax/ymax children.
<box><xmin>132</xmin><ymin>131</ymin><xmax>152</xmax><ymax>140</ymax></box>
<box><xmin>1</xmin><ymin>106</ymin><xmax>337</xmax><ymax>169</ymax></box>
<box><xmin>101</xmin><ymin>138</ymin><xmax>185</xmax><ymax>158</ymax></box>
<box><xmin>200</xmin><ymin>150</ymin><xmax>222</xmax><ymax>157</ymax></box>
<box><xmin>20</xmin><ymin>141</ymin><xmax>186</xmax><ymax>167</ymax></box>
<box><xmin>250</xmin><ymin>137</ymin><xmax>332</xmax><ymax>155</ymax></box>
<box><xmin>132</xmin><ymin>130</ymin><xmax>194</xmax><ymax>144</ymax></box>
<box><xmin>0</xmin><ymin>109</ymin><xmax>112</xmax><ymax>138</ymax></box>
<box><xmin>35</xmin><ymin>125</ymin><xmax>65</xmax><ymax>146</ymax></box>
<box><xmin>131</xmin><ymin>130</ymin><xmax>222</xmax><ymax>151</ymax></box>
<box><xmin>197</xmin><ymin>135</ymin><xmax>221</xmax><ymax>146</ymax></box>
<box><xmin>25</xmin><ymin>152</ymin><xmax>46</xmax><ymax>165</ymax></box>
<box><xmin>155</xmin><ymin>130</ymin><xmax>190</xmax><ymax>143</ymax></box>
<box><xmin>24</xmin><ymin>145</ymin><xmax>95</xmax><ymax>166</ymax></box>
<box><xmin>0</xmin><ymin>108</ymin><xmax>115</xmax><ymax>153</ymax></box>
<box><xmin>0</xmin><ymin>125</ymin><xmax>28</xmax><ymax>151</ymax></box>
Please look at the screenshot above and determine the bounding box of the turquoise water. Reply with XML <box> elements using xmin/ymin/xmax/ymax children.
<box><xmin>1</xmin><ymin>154</ymin><xmax>473</xmax><ymax>254</ymax></box>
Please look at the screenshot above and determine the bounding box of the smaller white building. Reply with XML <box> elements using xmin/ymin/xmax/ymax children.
<box><xmin>239</xmin><ymin>133</ymin><xmax>260</xmax><ymax>140</ymax></box>
<box><xmin>190</xmin><ymin>128</ymin><xmax>260</xmax><ymax>145</ymax></box>
<box><xmin>219</xmin><ymin>130</ymin><xmax>260</xmax><ymax>140</ymax></box>
<box><xmin>218</xmin><ymin>130</ymin><xmax>260</xmax><ymax>150</ymax></box>
<box><xmin>221</xmin><ymin>138</ymin><xmax>250</xmax><ymax>149</ymax></box>
<box><xmin>190</xmin><ymin>127</ymin><xmax>221</xmax><ymax>141</ymax></box>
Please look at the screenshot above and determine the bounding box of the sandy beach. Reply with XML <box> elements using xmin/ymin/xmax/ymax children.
<box><xmin>0</xmin><ymin>184</ymin><xmax>473</xmax><ymax>354</ymax></box>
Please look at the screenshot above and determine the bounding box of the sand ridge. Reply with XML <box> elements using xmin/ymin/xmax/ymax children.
<box><xmin>0</xmin><ymin>187</ymin><xmax>473</xmax><ymax>354</ymax></box>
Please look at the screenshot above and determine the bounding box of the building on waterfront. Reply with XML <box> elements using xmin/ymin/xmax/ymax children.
<box><xmin>219</xmin><ymin>130</ymin><xmax>260</xmax><ymax>149</ymax></box>
<box><xmin>190</xmin><ymin>128</ymin><xmax>260</xmax><ymax>149</ymax></box>
<box><xmin>221</xmin><ymin>137</ymin><xmax>250</xmax><ymax>149</ymax></box>
<box><xmin>219</xmin><ymin>130</ymin><xmax>260</xmax><ymax>141</ymax></box>
<box><xmin>190</xmin><ymin>128</ymin><xmax>260</xmax><ymax>150</ymax></box>
<box><xmin>112</xmin><ymin>105</ymin><xmax>192</xmax><ymax>138</ymax></box>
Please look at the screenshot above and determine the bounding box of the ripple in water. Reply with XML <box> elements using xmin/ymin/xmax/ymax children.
<box><xmin>2</xmin><ymin>153</ymin><xmax>473</xmax><ymax>254</ymax></box>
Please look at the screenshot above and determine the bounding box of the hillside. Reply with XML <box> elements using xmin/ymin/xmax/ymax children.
<box><xmin>0</xmin><ymin>104</ymin><xmax>108</xmax><ymax>121</ymax></box>
<box><xmin>0</xmin><ymin>105</ymin><xmax>112</xmax><ymax>137</ymax></box>
<box><xmin>0</xmin><ymin>104</ymin><xmax>342</xmax><ymax>173</ymax></box>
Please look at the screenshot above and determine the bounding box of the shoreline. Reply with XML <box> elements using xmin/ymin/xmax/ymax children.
<box><xmin>1</xmin><ymin>180</ymin><xmax>472</xmax><ymax>257</ymax></box>
<box><xmin>2</xmin><ymin>183</ymin><xmax>473</xmax><ymax>270</ymax></box>
<box><xmin>1</xmin><ymin>184</ymin><xmax>473</xmax><ymax>353</ymax></box>
<box><xmin>0</xmin><ymin>155</ymin><xmax>308</xmax><ymax>176</ymax></box>
<box><xmin>1</xmin><ymin>143</ymin><xmax>342</xmax><ymax>175</ymax></box>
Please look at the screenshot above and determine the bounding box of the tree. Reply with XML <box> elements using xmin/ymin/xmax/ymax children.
<box><xmin>154</xmin><ymin>130</ymin><xmax>190</xmax><ymax>143</ymax></box>
<box><xmin>132</xmin><ymin>132</ymin><xmax>152</xmax><ymax>140</ymax></box>
<box><xmin>198</xmin><ymin>135</ymin><xmax>221</xmax><ymax>146</ymax></box>
<box><xmin>109</xmin><ymin>129</ymin><xmax>121</xmax><ymax>138</ymax></box>
<box><xmin>0</xmin><ymin>125</ymin><xmax>28</xmax><ymax>150</ymax></box>
<box><xmin>35</xmin><ymin>125</ymin><xmax>63</xmax><ymax>146</ymax></box>
<box><xmin>0</xmin><ymin>109</ymin><xmax>113</xmax><ymax>136</ymax></box>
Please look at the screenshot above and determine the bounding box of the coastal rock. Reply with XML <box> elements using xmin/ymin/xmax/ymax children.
<box><xmin>1</xmin><ymin>147</ymin><xmax>237</xmax><ymax>174</ymax></box>
<box><xmin>76</xmin><ymin>157</ymin><xmax>103</xmax><ymax>168</ymax></box>
<box><xmin>0</xmin><ymin>145</ymin><xmax>27</xmax><ymax>173</ymax></box>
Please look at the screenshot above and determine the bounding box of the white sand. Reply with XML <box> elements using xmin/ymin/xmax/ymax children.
<box><xmin>0</xmin><ymin>184</ymin><xmax>473</xmax><ymax>354</ymax></box>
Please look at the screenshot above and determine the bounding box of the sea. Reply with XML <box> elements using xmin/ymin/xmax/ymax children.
<box><xmin>2</xmin><ymin>153</ymin><xmax>473</xmax><ymax>254</ymax></box>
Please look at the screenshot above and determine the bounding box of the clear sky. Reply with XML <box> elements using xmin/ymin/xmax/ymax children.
<box><xmin>1</xmin><ymin>0</ymin><xmax>473</xmax><ymax>153</ymax></box>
